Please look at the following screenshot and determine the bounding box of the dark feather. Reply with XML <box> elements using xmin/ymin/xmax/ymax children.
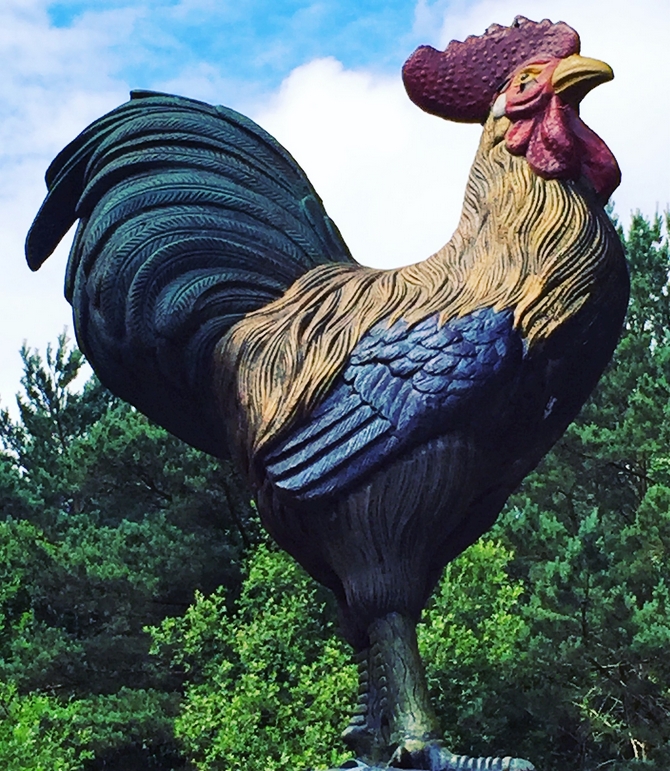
<box><xmin>264</xmin><ymin>306</ymin><xmax>523</xmax><ymax>500</ymax></box>
<box><xmin>26</xmin><ymin>91</ymin><xmax>354</xmax><ymax>457</ymax></box>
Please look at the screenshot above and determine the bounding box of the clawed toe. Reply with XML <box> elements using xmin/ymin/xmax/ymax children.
<box><xmin>440</xmin><ymin>756</ymin><xmax>535</xmax><ymax>771</ymax></box>
<box><xmin>337</xmin><ymin>746</ymin><xmax>535</xmax><ymax>771</ymax></box>
<box><xmin>387</xmin><ymin>740</ymin><xmax>535</xmax><ymax>771</ymax></box>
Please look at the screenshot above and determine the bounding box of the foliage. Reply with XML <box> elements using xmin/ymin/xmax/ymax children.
<box><xmin>419</xmin><ymin>539</ymin><xmax>529</xmax><ymax>754</ymax></box>
<box><xmin>149</xmin><ymin>539</ymin><xmax>527</xmax><ymax>771</ymax></box>
<box><xmin>0</xmin><ymin>335</ymin><xmax>258</xmax><ymax>768</ymax></box>
<box><xmin>0</xmin><ymin>681</ymin><xmax>182</xmax><ymax>771</ymax></box>
<box><xmin>150</xmin><ymin>544</ymin><xmax>358</xmax><ymax>771</ymax></box>
<box><xmin>0</xmin><ymin>680</ymin><xmax>93</xmax><ymax>771</ymax></box>
<box><xmin>0</xmin><ymin>335</ymin><xmax>116</xmax><ymax>519</ymax></box>
<box><xmin>1</xmin><ymin>213</ymin><xmax>669</xmax><ymax>770</ymax></box>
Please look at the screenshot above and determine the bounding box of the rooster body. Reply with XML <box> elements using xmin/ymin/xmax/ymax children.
<box><xmin>27</xmin><ymin>17</ymin><xmax>628</xmax><ymax>771</ymax></box>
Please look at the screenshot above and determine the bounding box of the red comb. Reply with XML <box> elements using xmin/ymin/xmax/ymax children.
<box><xmin>402</xmin><ymin>16</ymin><xmax>580</xmax><ymax>123</ymax></box>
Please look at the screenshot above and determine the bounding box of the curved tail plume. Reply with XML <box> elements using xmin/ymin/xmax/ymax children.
<box><xmin>27</xmin><ymin>91</ymin><xmax>355</xmax><ymax>456</ymax></box>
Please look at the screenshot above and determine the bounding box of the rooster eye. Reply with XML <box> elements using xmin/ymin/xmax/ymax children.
<box><xmin>518</xmin><ymin>73</ymin><xmax>536</xmax><ymax>92</ymax></box>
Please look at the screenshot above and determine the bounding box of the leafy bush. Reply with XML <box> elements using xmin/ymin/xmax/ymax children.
<box><xmin>0</xmin><ymin>681</ymin><xmax>93</xmax><ymax>771</ymax></box>
<box><xmin>150</xmin><ymin>544</ymin><xmax>357</xmax><ymax>771</ymax></box>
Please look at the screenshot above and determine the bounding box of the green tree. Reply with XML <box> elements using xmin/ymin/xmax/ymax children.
<box><xmin>419</xmin><ymin>540</ymin><xmax>530</xmax><ymax>758</ymax></box>
<box><xmin>0</xmin><ymin>335</ymin><xmax>117</xmax><ymax>522</ymax></box>
<box><xmin>0</xmin><ymin>680</ymin><xmax>93</xmax><ymax>771</ymax></box>
<box><xmin>150</xmin><ymin>543</ymin><xmax>357</xmax><ymax>771</ymax></box>
<box><xmin>149</xmin><ymin>538</ymin><xmax>529</xmax><ymax>771</ymax></box>
<box><xmin>0</xmin><ymin>336</ymin><xmax>258</xmax><ymax>768</ymax></box>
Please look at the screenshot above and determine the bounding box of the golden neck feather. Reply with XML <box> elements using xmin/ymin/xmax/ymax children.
<box><xmin>216</xmin><ymin>115</ymin><xmax>624</xmax><ymax>464</ymax></box>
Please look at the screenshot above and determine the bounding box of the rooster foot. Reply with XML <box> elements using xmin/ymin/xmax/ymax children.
<box><xmin>336</xmin><ymin>742</ymin><xmax>536</xmax><ymax>770</ymax></box>
<box><xmin>343</xmin><ymin>614</ymin><xmax>535</xmax><ymax>771</ymax></box>
<box><xmin>388</xmin><ymin>739</ymin><xmax>536</xmax><ymax>771</ymax></box>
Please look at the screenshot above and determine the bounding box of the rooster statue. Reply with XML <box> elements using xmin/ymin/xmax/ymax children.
<box><xmin>26</xmin><ymin>16</ymin><xmax>628</xmax><ymax>771</ymax></box>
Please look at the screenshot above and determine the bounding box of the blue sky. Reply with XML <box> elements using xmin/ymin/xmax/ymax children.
<box><xmin>45</xmin><ymin>0</ymin><xmax>435</xmax><ymax>99</ymax></box>
<box><xmin>0</xmin><ymin>0</ymin><xmax>668</xmax><ymax>407</ymax></box>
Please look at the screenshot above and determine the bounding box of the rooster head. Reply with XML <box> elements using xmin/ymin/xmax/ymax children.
<box><xmin>403</xmin><ymin>16</ymin><xmax>620</xmax><ymax>203</ymax></box>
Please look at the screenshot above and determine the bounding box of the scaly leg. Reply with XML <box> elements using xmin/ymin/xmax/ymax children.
<box><xmin>341</xmin><ymin>612</ymin><xmax>535</xmax><ymax>771</ymax></box>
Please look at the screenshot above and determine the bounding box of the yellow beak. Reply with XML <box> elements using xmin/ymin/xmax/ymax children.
<box><xmin>552</xmin><ymin>54</ymin><xmax>614</xmax><ymax>106</ymax></box>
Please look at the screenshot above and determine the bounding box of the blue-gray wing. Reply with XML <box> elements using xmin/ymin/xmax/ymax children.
<box><xmin>263</xmin><ymin>306</ymin><xmax>524</xmax><ymax>500</ymax></box>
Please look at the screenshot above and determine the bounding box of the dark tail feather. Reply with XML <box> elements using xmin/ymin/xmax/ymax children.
<box><xmin>26</xmin><ymin>91</ymin><xmax>355</xmax><ymax>457</ymax></box>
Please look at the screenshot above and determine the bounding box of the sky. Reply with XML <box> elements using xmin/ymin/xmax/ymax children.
<box><xmin>1</xmin><ymin>0</ymin><xmax>668</xmax><ymax>410</ymax></box>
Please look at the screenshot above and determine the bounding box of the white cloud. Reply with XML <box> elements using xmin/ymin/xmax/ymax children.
<box><xmin>0</xmin><ymin>1</ymin><xmax>131</xmax><ymax>409</ymax></box>
<box><xmin>253</xmin><ymin>57</ymin><xmax>478</xmax><ymax>269</ymax></box>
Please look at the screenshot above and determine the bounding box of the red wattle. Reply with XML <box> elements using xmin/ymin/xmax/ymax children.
<box><xmin>568</xmin><ymin>113</ymin><xmax>621</xmax><ymax>203</ymax></box>
<box><xmin>506</xmin><ymin>95</ymin><xmax>579</xmax><ymax>180</ymax></box>
<box><xmin>527</xmin><ymin>96</ymin><xmax>579</xmax><ymax>178</ymax></box>
<box><xmin>505</xmin><ymin>94</ymin><xmax>621</xmax><ymax>203</ymax></box>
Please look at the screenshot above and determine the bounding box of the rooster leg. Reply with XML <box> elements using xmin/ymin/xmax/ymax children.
<box><xmin>342</xmin><ymin>611</ymin><xmax>440</xmax><ymax>765</ymax></box>
<box><xmin>341</xmin><ymin>612</ymin><xmax>535</xmax><ymax>771</ymax></box>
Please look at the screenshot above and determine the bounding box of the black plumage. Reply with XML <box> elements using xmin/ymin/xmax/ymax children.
<box><xmin>26</xmin><ymin>91</ymin><xmax>354</xmax><ymax>457</ymax></box>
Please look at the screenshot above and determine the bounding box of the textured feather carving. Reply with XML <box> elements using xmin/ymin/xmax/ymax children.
<box><xmin>26</xmin><ymin>19</ymin><xmax>631</xmax><ymax>765</ymax></box>
<box><xmin>264</xmin><ymin>307</ymin><xmax>523</xmax><ymax>499</ymax></box>
<box><xmin>221</xmin><ymin>117</ymin><xmax>623</xmax><ymax>462</ymax></box>
<box><xmin>26</xmin><ymin>91</ymin><xmax>354</xmax><ymax>456</ymax></box>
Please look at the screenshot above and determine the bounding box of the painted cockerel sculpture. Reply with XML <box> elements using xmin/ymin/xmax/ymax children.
<box><xmin>27</xmin><ymin>17</ymin><xmax>628</xmax><ymax>771</ymax></box>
